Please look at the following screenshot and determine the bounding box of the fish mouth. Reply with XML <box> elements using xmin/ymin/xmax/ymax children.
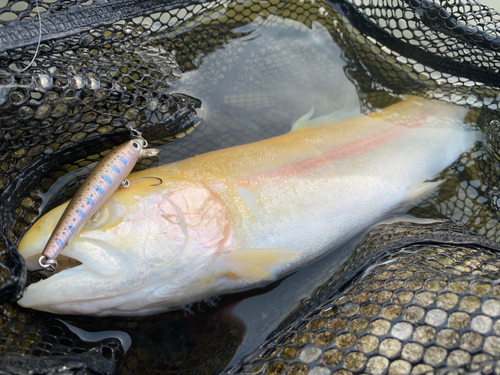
<box><xmin>22</xmin><ymin>248</ymin><xmax>94</xmax><ymax>279</ymax></box>
<box><xmin>19</xmin><ymin>232</ymin><xmax>123</xmax><ymax>278</ymax></box>
<box><xmin>18</xmin><ymin>235</ymin><xmax>133</xmax><ymax>315</ymax></box>
<box><xmin>48</xmin><ymin>254</ymin><xmax>82</xmax><ymax>273</ymax></box>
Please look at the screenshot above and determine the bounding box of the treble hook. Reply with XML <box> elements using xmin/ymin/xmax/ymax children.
<box><xmin>128</xmin><ymin>128</ymin><xmax>149</xmax><ymax>148</ymax></box>
<box><xmin>29</xmin><ymin>269</ymin><xmax>49</xmax><ymax>284</ymax></box>
<box><xmin>129</xmin><ymin>128</ymin><xmax>142</xmax><ymax>138</ymax></box>
<box><xmin>120</xmin><ymin>177</ymin><xmax>163</xmax><ymax>188</ymax></box>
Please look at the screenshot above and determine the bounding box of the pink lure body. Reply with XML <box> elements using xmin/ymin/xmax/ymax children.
<box><xmin>40</xmin><ymin>139</ymin><xmax>146</xmax><ymax>263</ymax></box>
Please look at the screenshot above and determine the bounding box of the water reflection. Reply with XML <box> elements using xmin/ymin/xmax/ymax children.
<box><xmin>58</xmin><ymin>319</ymin><xmax>132</xmax><ymax>352</ymax></box>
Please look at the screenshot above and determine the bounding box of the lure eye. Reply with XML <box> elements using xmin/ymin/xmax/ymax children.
<box><xmin>132</xmin><ymin>141</ymin><xmax>141</xmax><ymax>150</ymax></box>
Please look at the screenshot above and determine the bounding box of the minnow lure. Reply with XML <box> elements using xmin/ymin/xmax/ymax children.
<box><xmin>38</xmin><ymin>135</ymin><xmax>159</xmax><ymax>271</ymax></box>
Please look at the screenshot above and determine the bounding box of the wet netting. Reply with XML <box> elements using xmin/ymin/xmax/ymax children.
<box><xmin>1</xmin><ymin>0</ymin><xmax>500</xmax><ymax>374</ymax></box>
<box><xmin>224</xmin><ymin>220</ymin><xmax>500</xmax><ymax>375</ymax></box>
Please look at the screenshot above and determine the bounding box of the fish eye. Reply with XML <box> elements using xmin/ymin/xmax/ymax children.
<box><xmin>86</xmin><ymin>205</ymin><xmax>109</xmax><ymax>229</ymax></box>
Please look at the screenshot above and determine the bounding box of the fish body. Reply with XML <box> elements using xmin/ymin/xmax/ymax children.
<box><xmin>39</xmin><ymin>138</ymin><xmax>151</xmax><ymax>267</ymax></box>
<box><xmin>18</xmin><ymin>97</ymin><xmax>477</xmax><ymax>316</ymax></box>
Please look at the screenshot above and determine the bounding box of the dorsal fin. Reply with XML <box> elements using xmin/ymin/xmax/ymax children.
<box><xmin>291</xmin><ymin>106</ymin><xmax>363</xmax><ymax>131</ymax></box>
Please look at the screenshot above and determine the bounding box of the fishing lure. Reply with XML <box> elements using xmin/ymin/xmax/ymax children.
<box><xmin>39</xmin><ymin>133</ymin><xmax>159</xmax><ymax>271</ymax></box>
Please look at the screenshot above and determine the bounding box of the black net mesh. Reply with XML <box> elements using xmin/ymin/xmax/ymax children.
<box><xmin>224</xmin><ymin>221</ymin><xmax>500</xmax><ymax>375</ymax></box>
<box><xmin>337</xmin><ymin>0</ymin><xmax>500</xmax><ymax>102</ymax></box>
<box><xmin>0</xmin><ymin>0</ymin><xmax>220</xmax><ymax>63</ymax></box>
<box><xmin>0</xmin><ymin>304</ymin><xmax>123</xmax><ymax>375</ymax></box>
<box><xmin>2</xmin><ymin>0</ymin><xmax>500</xmax><ymax>373</ymax></box>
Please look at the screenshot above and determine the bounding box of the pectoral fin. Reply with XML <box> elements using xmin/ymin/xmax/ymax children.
<box><xmin>221</xmin><ymin>248</ymin><xmax>298</xmax><ymax>281</ymax></box>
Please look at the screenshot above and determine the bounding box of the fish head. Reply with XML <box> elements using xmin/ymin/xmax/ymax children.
<box><xmin>17</xmin><ymin>173</ymin><xmax>235</xmax><ymax>316</ymax></box>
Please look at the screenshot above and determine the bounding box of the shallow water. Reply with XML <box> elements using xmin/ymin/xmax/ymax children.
<box><xmin>13</xmin><ymin>0</ymin><xmax>500</xmax><ymax>373</ymax></box>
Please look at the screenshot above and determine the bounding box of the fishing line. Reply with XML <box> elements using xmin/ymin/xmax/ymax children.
<box><xmin>72</xmin><ymin>96</ymin><xmax>199</xmax><ymax>140</ymax></box>
<box><xmin>70</xmin><ymin>96</ymin><xmax>156</xmax><ymax>143</ymax></box>
<box><xmin>74</xmin><ymin>96</ymin><xmax>133</xmax><ymax>126</ymax></box>
<box><xmin>20</xmin><ymin>0</ymin><xmax>42</xmax><ymax>72</ymax></box>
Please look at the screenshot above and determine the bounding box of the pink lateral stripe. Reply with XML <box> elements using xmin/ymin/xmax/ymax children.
<box><xmin>237</xmin><ymin>112</ymin><xmax>430</xmax><ymax>185</ymax></box>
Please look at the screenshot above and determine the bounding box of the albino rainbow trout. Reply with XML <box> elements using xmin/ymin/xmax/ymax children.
<box><xmin>38</xmin><ymin>137</ymin><xmax>158</xmax><ymax>271</ymax></box>
<box><xmin>18</xmin><ymin>97</ymin><xmax>478</xmax><ymax>316</ymax></box>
